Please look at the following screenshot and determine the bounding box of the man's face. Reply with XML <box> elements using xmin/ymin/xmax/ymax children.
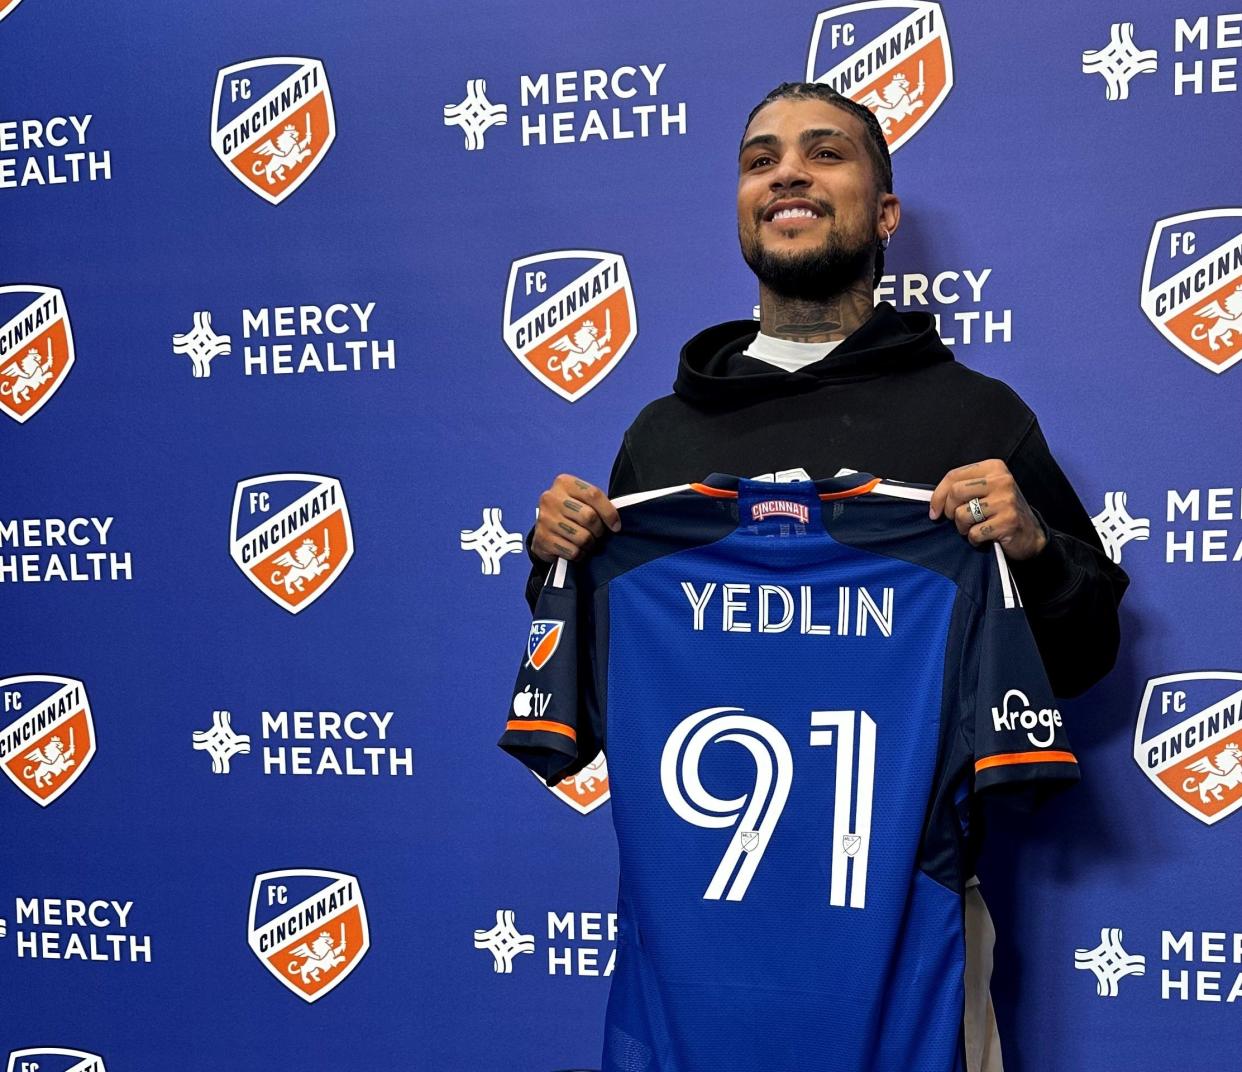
<box><xmin>737</xmin><ymin>98</ymin><xmax>883</xmax><ymax>301</ymax></box>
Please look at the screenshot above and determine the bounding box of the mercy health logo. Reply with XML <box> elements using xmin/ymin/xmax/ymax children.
<box><xmin>1142</xmin><ymin>209</ymin><xmax>1242</xmax><ymax>374</ymax></box>
<box><xmin>1135</xmin><ymin>672</ymin><xmax>1242</xmax><ymax>825</ymax></box>
<box><xmin>0</xmin><ymin>115</ymin><xmax>111</xmax><ymax>191</ymax></box>
<box><xmin>172</xmin><ymin>301</ymin><xmax>395</xmax><ymax>379</ymax></box>
<box><xmin>249</xmin><ymin>869</ymin><xmax>369</xmax><ymax>1002</ymax></box>
<box><xmin>875</xmin><ymin>266</ymin><xmax>1012</xmax><ymax>346</ymax></box>
<box><xmin>212</xmin><ymin>57</ymin><xmax>335</xmax><ymax>204</ymax></box>
<box><xmin>0</xmin><ymin>515</ymin><xmax>132</xmax><ymax>584</ymax></box>
<box><xmin>444</xmin><ymin>63</ymin><xmax>685</xmax><ymax>150</ymax></box>
<box><xmin>475</xmin><ymin>907</ymin><xmax>615</xmax><ymax>977</ymax></box>
<box><xmin>0</xmin><ymin>285</ymin><xmax>72</xmax><ymax>424</ymax></box>
<box><xmin>1076</xmin><ymin>924</ymin><xmax>1242</xmax><ymax>1005</ymax></box>
<box><xmin>192</xmin><ymin>707</ymin><xmax>412</xmax><ymax>778</ymax></box>
<box><xmin>0</xmin><ymin>676</ymin><xmax>94</xmax><ymax>807</ymax></box>
<box><xmin>7</xmin><ymin>1050</ymin><xmax>106</xmax><ymax>1072</ymax></box>
<box><xmin>1083</xmin><ymin>15</ymin><xmax>1242</xmax><ymax>101</ymax></box>
<box><xmin>806</xmin><ymin>1</ymin><xmax>952</xmax><ymax>151</ymax></box>
<box><xmin>230</xmin><ymin>474</ymin><xmax>353</xmax><ymax>613</ymax></box>
<box><xmin>1093</xmin><ymin>485</ymin><xmax>1242</xmax><ymax>565</ymax></box>
<box><xmin>2</xmin><ymin>895</ymin><xmax>151</xmax><ymax>963</ymax></box>
<box><xmin>503</xmin><ymin>250</ymin><xmax>636</xmax><ymax>401</ymax></box>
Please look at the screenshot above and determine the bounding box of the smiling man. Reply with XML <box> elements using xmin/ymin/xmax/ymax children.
<box><xmin>520</xmin><ymin>81</ymin><xmax>1128</xmax><ymax>1071</ymax></box>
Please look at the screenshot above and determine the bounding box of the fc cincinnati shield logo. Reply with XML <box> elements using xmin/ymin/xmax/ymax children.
<box><xmin>7</xmin><ymin>1049</ymin><xmax>107</xmax><ymax>1072</ymax></box>
<box><xmin>230</xmin><ymin>473</ymin><xmax>354</xmax><ymax>614</ymax></box>
<box><xmin>533</xmin><ymin>750</ymin><xmax>611</xmax><ymax>815</ymax></box>
<box><xmin>0</xmin><ymin>284</ymin><xmax>74</xmax><ymax>424</ymax></box>
<box><xmin>503</xmin><ymin>250</ymin><xmax>637</xmax><ymax>402</ymax></box>
<box><xmin>1141</xmin><ymin>209</ymin><xmax>1242</xmax><ymax>375</ymax></box>
<box><xmin>526</xmin><ymin>619</ymin><xmax>565</xmax><ymax>670</ymax></box>
<box><xmin>0</xmin><ymin>675</ymin><xmax>95</xmax><ymax>807</ymax></box>
<box><xmin>248</xmin><ymin>869</ymin><xmax>370</xmax><ymax>1002</ymax></box>
<box><xmin>806</xmin><ymin>1</ymin><xmax>953</xmax><ymax>152</ymax></box>
<box><xmin>1135</xmin><ymin>672</ymin><xmax>1242</xmax><ymax>826</ymax></box>
<box><xmin>212</xmin><ymin>57</ymin><xmax>336</xmax><ymax>205</ymax></box>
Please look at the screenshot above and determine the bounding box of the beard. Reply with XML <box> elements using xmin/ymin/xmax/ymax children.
<box><xmin>740</xmin><ymin>217</ymin><xmax>875</xmax><ymax>302</ymax></box>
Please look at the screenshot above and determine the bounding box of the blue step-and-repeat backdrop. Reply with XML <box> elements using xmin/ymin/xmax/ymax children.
<box><xmin>2</xmin><ymin>1</ymin><xmax>1240</xmax><ymax>1068</ymax></box>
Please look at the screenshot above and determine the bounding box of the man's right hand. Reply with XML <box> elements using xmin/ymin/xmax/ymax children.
<box><xmin>531</xmin><ymin>474</ymin><xmax>622</xmax><ymax>563</ymax></box>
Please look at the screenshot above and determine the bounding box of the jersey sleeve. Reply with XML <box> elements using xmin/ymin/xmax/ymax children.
<box><xmin>498</xmin><ymin>556</ymin><xmax>603</xmax><ymax>787</ymax></box>
<box><xmin>968</xmin><ymin>545</ymin><xmax>1081</xmax><ymax>801</ymax></box>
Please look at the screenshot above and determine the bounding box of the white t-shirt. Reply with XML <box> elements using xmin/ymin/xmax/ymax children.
<box><xmin>742</xmin><ymin>331</ymin><xmax>844</xmax><ymax>372</ymax></box>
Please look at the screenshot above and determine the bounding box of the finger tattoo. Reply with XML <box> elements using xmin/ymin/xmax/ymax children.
<box><xmin>557</xmin><ymin>521</ymin><xmax>578</xmax><ymax>537</ymax></box>
<box><xmin>552</xmin><ymin>541</ymin><xmax>574</xmax><ymax>557</ymax></box>
<box><xmin>563</xmin><ymin>499</ymin><xmax>582</xmax><ymax>513</ymax></box>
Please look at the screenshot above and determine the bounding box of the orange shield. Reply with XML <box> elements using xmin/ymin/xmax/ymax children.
<box><xmin>0</xmin><ymin>675</ymin><xmax>95</xmax><ymax>807</ymax></box>
<box><xmin>1135</xmin><ymin>672</ymin><xmax>1242</xmax><ymax>826</ymax></box>
<box><xmin>212</xmin><ymin>57</ymin><xmax>336</xmax><ymax>205</ymax></box>
<box><xmin>806</xmin><ymin>1</ymin><xmax>954</xmax><ymax>152</ymax></box>
<box><xmin>504</xmin><ymin>250</ymin><xmax>637</xmax><ymax>402</ymax></box>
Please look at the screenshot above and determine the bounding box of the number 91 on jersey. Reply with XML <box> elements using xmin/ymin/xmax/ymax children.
<box><xmin>660</xmin><ymin>706</ymin><xmax>876</xmax><ymax>909</ymax></box>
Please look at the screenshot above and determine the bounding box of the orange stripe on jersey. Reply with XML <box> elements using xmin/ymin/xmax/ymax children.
<box><xmin>975</xmin><ymin>750</ymin><xmax>1078</xmax><ymax>773</ymax></box>
<box><xmin>507</xmin><ymin>719</ymin><xmax>577</xmax><ymax>741</ymax></box>
<box><xmin>819</xmin><ymin>478</ymin><xmax>882</xmax><ymax>500</ymax></box>
<box><xmin>689</xmin><ymin>479</ymin><xmax>883</xmax><ymax>500</ymax></box>
<box><xmin>689</xmin><ymin>483</ymin><xmax>737</xmax><ymax>498</ymax></box>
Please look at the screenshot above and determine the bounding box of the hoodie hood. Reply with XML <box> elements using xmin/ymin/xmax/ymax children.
<box><xmin>673</xmin><ymin>301</ymin><xmax>954</xmax><ymax>408</ymax></box>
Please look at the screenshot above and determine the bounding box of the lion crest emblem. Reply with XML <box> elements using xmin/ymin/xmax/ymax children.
<box><xmin>252</xmin><ymin>116</ymin><xmax>314</xmax><ymax>186</ymax></box>
<box><xmin>540</xmin><ymin>751</ymin><xmax>611</xmax><ymax>814</ymax></box>
<box><xmin>859</xmin><ymin>67</ymin><xmax>926</xmax><ymax>136</ymax></box>
<box><xmin>1192</xmin><ymin>283</ymin><xmax>1242</xmax><ymax>353</ymax></box>
<box><xmin>22</xmin><ymin>732</ymin><xmax>76</xmax><ymax>788</ymax></box>
<box><xmin>287</xmin><ymin>925</ymin><xmax>348</xmax><ymax>985</ymax></box>
<box><xmin>547</xmin><ymin>313</ymin><xmax>614</xmax><ymax>383</ymax></box>
<box><xmin>1183</xmin><ymin>743</ymin><xmax>1242</xmax><ymax>804</ymax></box>
<box><xmin>1</xmin><ymin>340</ymin><xmax>54</xmax><ymax>404</ymax></box>
<box><xmin>270</xmin><ymin>530</ymin><xmax>333</xmax><ymax>594</ymax></box>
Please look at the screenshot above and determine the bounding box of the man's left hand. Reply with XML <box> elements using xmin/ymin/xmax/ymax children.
<box><xmin>928</xmin><ymin>460</ymin><xmax>1048</xmax><ymax>561</ymax></box>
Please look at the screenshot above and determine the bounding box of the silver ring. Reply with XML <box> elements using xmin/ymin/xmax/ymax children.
<box><xmin>968</xmin><ymin>497</ymin><xmax>985</xmax><ymax>524</ymax></box>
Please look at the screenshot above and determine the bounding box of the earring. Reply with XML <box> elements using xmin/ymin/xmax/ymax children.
<box><xmin>880</xmin><ymin>227</ymin><xmax>891</xmax><ymax>250</ymax></box>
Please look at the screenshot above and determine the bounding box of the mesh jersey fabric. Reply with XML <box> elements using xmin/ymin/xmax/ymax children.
<box><xmin>500</xmin><ymin>472</ymin><xmax>1078</xmax><ymax>1072</ymax></box>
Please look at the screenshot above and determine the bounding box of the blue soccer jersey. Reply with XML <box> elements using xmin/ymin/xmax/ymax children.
<box><xmin>500</xmin><ymin>472</ymin><xmax>1078</xmax><ymax>1072</ymax></box>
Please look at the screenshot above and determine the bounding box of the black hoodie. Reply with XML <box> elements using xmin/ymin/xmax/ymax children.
<box><xmin>527</xmin><ymin>302</ymin><xmax>1129</xmax><ymax>698</ymax></box>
